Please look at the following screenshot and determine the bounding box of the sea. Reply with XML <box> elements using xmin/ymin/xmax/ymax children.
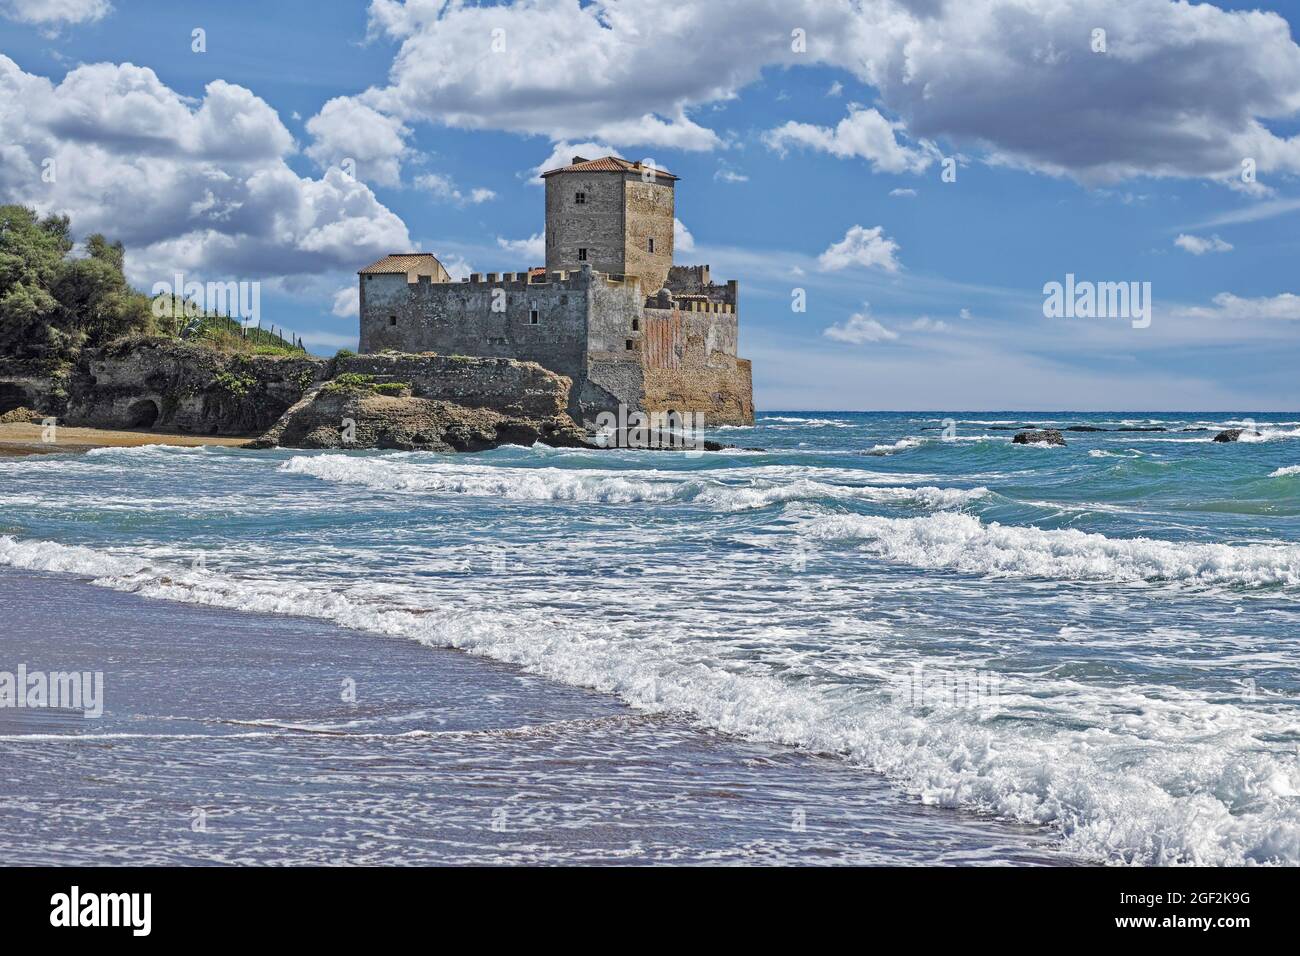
<box><xmin>2</xmin><ymin>412</ymin><xmax>1298</xmax><ymax>866</ymax></box>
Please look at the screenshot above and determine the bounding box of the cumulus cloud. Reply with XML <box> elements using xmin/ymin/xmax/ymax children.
<box><xmin>889</xmin><ymin>187</ymin><xmax>917</xmax><ymax>198</ymax></box>
<box><xmin>306</xmin><ymin>96</ymin><xmax>411</xmax><ymax>188</ymax></box>
<box><xmin>818</xmin><ymin>224</ymin><xmax>901</xmax><ymax>272</ymax></box>
<box><xmin>331</xmin><ymin>285</ymin><xmax>360</xmax><ymax>318</ymax></box>
<box><xmin>527</xmin><ymin>141</ymin><xmax>621</xmax><ymax>184</ymax></box>
<box><xmin>764</xmin><ymin>105</ymin><xmax>936</xmax><ymax>175</ymax></box>
<box><xmin>362</xmin><ymin>0</ymin><xmax>732</xmax><ymax>150</ymax></box>
<box><xmin>714</xmin><ymin>167</ymin><xmax>748</xmax><ymax>183</ymax></box>
<box><xmin>1</xmin><ymin>0</ymin><xmax>109</xmax><ymax>26</ymax></box>
<box><xmin>0</xmin><ymin>55</ymin><xmax>410</xmax><ymax>286</ymax></box>
<box><xmin>1174</xmin><ymin>233</ymin><xmax>1234</xmax><ymax>255</ymax></box>
<box><xmin>674</xmin><ymin>217</ymin><xmax>695</xmax><ymax>252</ymax></box>
<box><xmin>824</xmin><ymin>307</ymin><xmax>899</xmax><ymax>344</ymax></box>
<box><xmin>496</xmin><ymin>232</ymin><xmax>546</xmax><ymax>261</ymax></box>
<box><xmin>352</xmin><ymin>0</ymin><xmax>1300</xmax><ymax>187</ymax></box>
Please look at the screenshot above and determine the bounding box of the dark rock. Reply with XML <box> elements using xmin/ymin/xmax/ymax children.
<box><xmin>1065</xmin><ymin>425</ymin><xmax>1108</xmax><ymax>432</ymax></box>
<box><xmin>1116</xmin><ymin>426</ymin><xmax>1166</xmax><ymax>432</ymax></box>
<box><xmin>1013</xmin><ymin>429</ymin><xmax>1066</xmax><ymax>446</ymax></box>
<box><xmin>1213</xmin><ymin>428</ymin><xmax>1260</xmax><ymax>443</ymax></box>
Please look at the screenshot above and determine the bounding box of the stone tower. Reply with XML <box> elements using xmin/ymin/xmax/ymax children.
<box><xmin>542</xmin><ymin>156</ymin><xmax>677</xmax><ymax>294</ymax></box>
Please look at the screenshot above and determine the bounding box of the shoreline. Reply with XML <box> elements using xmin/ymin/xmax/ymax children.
<box><xmin>0</xmin><ymin>564</ymin><xmax>1074</xmax><ymax>866</ymax></box>
<box><xmin>0</xmin><ymin>422</ymin><xmax>251</xmax><ymax>457</ymax></box>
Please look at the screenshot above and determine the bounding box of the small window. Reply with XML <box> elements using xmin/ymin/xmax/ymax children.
<box><xmin>647</xmin><ymin>238</ymin><xmax>655</xmax><ymax>253</ymax></box>
<box><xmin>625</xmin><ymin>339</ymin><xmax>634</xmax><ymax>350</ymax></box>
<box><xmin>577</xmin><ymin>248</ymin><xmax>588</xmax><ymax>261</ymax></box>
<box><xmin>529</xmin><ymin>309</ymin><xmax>539</xmax><ymax>325</ymax></box>
<box><xmin>631</xmin><ymin>318</ymin><xmax>639</xmax><ymax>331</ymax></box>
<box><xmin>575</xmin><ymin>192</ymin><xmax>586</xmax><ymax>204</ymax></box>
<box><xmin>389</xmin><ymin>315</ymin><xmax>397</xmax><ymax>326</ymax></box>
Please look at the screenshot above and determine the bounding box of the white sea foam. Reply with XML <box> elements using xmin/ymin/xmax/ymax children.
<box><xmin>1270</xmin><ymin>465</ymin><xmax>1300</xmax><ymax>477</ymax></box>
<box><xmin>863</xmin><ymin>437</ymin><xmax>923</xmax><ymax>455</ymax></box>
<box><xmin>279</xmin><ymin>455</ymin><xmax>983</xmax><ymax>511</ymax></box>
<box><xmin>2</xmin><ymin>532</ymin><xmax>1297</xmax><ymax>865</ymax></box>
<box><xmin>802</xmin><ymin>512</ymin><xmax>1300</xmax><ymax>587</ymax></box>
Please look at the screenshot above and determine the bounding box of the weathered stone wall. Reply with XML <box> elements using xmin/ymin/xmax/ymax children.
<box><xmin>63</xmin><ymin>338</ymin><xmax>326</xmax><ymax>435</ymax></box>
<box><xmin>666</xmin><ymin>265</ymin><xmax>738</xmax><ymax>306</ymax></box>
<box><xmin>545</xmin><ymin>172</ymin><xmax>625</xmax><ymax>278</ymax></box>
<box><xmin>337</xmin><ymin>353</ymin><xmax>570</xmax><ymax>419</ymax></box>
<box><xmin>359</xmin><ymin>270</ymin><xmax>592</xmax><ymax>416</ymax></box>
<box><xmin>622</xmin><ymin>175</ymin><xmax>674</xmax><ymax>293</ymax></box>
<box><xmin>640</xmin><ymin>306</ymin><xmax>752</xmax><ymax>425</ymax></box>
<box><xmin>643</xmin><ymin>358</ymin><xmax>753</xmax><ymax>427</ymax></box>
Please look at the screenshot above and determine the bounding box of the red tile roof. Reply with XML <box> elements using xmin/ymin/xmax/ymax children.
<box><xmin>540</xmin><ymin>155</ymin><xmax>678</xmax><ymax>181</ymax></box>
<box><xmin>359</xmin><ymin>253</ymin><xmax>448</xmax><ymax>275</ymax></box>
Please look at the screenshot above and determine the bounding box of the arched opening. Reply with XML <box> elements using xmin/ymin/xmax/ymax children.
<box><xmin>125</xmin><ymin>398</ymin><xmax>160</xmax><ymax>429</ymax></box>
<box><xmin>0</xmin><ymin>383</ymin><xmax>29</xmax><ymax>414</ymax></box>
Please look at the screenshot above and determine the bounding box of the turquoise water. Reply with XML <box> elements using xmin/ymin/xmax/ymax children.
<box><xmin>2</xmin><ymin>411</ymin><xmax>1299</xmax><ymax>864</ymax></box>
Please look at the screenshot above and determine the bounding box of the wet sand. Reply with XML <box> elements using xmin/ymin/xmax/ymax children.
<box><xmin>0</xmin><ymin>422</ymin><xmax>250</xmax><ymax>457</ymax></box>
<box><xmin>0</xmin><ymin>568</ymin><xmax>1075</xmax><ymax>866</ymax></box>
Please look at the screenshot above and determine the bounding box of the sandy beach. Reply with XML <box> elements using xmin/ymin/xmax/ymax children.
<box><xmin>0</xmin><ymin>421</ymin><xmax>251</xmax><ymax>457</ymax></box>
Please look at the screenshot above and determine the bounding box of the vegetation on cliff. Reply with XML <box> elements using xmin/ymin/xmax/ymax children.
<box><xmin>0</xmin><ymin>205</ymin><xmax>304</xmax><ymax>370</ymax></box>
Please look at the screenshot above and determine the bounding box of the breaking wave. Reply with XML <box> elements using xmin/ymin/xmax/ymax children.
<box><xmin>2</xmin><ymin>532</ymin><xmax>1297</xmax><ymax>865</ymax></box>
<box><xmin>802</xmin><ymin>512</ymin><xmax>1300</xmax><ymax>587</ymax></box>
<box><xmin>280</xmin><ymin>455</ymin><xmax>986</xmax><ymax>511</ymax></box>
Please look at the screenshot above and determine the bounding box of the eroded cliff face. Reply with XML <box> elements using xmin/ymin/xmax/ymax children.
<box><xmin>0</xmin><ymin>342</ymin><xmax>595</xmax><ymax>452</ymax></box>
<box><xmin>63</xmin><ymin>338</ymin><xmax>327</xmax><ymax>435</ymax></box>
<box><xmin>250</xmin><ymin>353</ymin><xmax>589</xmax><ymax>452</ymax></box>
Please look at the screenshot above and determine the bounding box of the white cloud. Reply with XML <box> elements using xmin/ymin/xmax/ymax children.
<box><xmin>1174</xmin><ymin>233</ymin><xmax>1234</xmax><ymax>255</ymax></box>
<box><xmin>437</xmin><ymin>253</ymin><xmax>473</xmax><ymax>281</ymax></box>
<box><xmin>306</xmin><ymin>96</ymin><xmax>411</xmax><ymax>188</ymax></box>
<box><xmin>496</xmin><ymin>232</ymin><xmax>546</xmax><ymax>261</ymax></box>
<box><xmin>818</xmin><ymin>224</ymin><xmax>901</xmax><ymax>273</ymax></box>
<box><xmin>824</xmin><ymin>307</ymin><xmax>898</xmax><ymax>344</ymax></box>
<box><xmin>0</xmin><ymin>55</ymin><xmax>410</xmax><ymax>287</ymax></box>
<box><xmin>674</xmin><ymin>217</ymin><xmax>695</xmax><ymax>252</ymax></box>
<box><xmin>826</xmin><ymin>80</ymin><xmax>843</xmax><ymax>97</ymax></box>
<box><xmin>1183</xmin><ymin>292</ymin><xmax>1300</xmax><ymax>321</ymax></box>
<box><xmin>363</xmin><ymin>0</ymin><xmax>731</xmax><ymax>150</ymax></box>
<box><xmin>527</xmin><ymin>141</ymin><xmax>621</xmax><ymax>184</ymax></box>
<box><xmin>714</xmin><ymin>167</ymin><xmax>748</xmax><ymax>183</ymax></box>
<box><xmin>889</xmin><ymin>188</ymin><xmax>917</xmax><ymax>198</ymax></box>
<box><xmin>907</xmin><ymin>316</ymin><xmax>949</xmax><ymax>333</ymax></box>
<box><xmin>413</xmin><ymin>172</ymin><xmax>495</xmax><ymax>204</ymax></box>
<box><xmin>331</xmin><ymin>285</ymin><xmax>360</xmax><ymax>318</ymax></box>
<box><xmin>1</xmin><ymin>0</ymin><xmax>109</xmax><ymax>26</ymax></box>
<box><xmin>764</xmin><ymin>106</ymin><xmax>936</xmax><ymax>175</ymax></box>
<box><xmin>356</xmin><ymin>0</ymin><xmax>1300</xmax><ymax>187</ymax></box>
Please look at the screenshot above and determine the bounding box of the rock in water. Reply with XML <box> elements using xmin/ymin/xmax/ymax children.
<box><xmin>1013</xmin><ymin>429</ymin><xmax>1066</xmax><ymax>446</ymax></box>
<box><xmin>1213</xmin><ymin>428</ymin><xmax>1260</xmax><ymax>443</ymax></box>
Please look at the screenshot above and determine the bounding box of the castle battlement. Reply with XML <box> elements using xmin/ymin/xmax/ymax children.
<box><xmin>357</xmin><ymin>157</ymin><xmax>753</xmax><ymax>426</ymax></box>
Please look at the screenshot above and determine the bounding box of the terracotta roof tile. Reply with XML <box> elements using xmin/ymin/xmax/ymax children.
<box><xmin>359</xmin><ymin>253</ymin><xmax>448</xmax><ymax>275</ymax></box>
<box><xmin>540</xmin><ymin>155</ymin><xmax>678</xmax><ymax>181</ymax></box>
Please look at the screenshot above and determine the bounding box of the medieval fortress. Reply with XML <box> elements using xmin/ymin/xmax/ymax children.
<box><xmin>358</xmin><ymin>156</ymin><xmax>754</xmax><ymax>427</ymax></box>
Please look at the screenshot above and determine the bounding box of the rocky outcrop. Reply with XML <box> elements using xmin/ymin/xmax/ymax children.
<box><xmin>253</xmin><ymin>353</ymin><xmax>590</xmax><ymax>452</ymax></box>
<box><xmin>1013</xmin><ymin>429</ymin><xmax>1066</xmax><ymax>446</ymax></box>
<box><xmin>1213</xmin><ymin>429</ymin><xmax>1260</xmax><ymax>443</ymax></box>
<box><xmin>62</xmin><ymin>338</ymin><xmax>327</xmax><ymax>436</ymax></box>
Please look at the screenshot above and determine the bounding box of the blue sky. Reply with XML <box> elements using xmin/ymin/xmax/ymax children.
<box><xmin>2</xmin><ymin>0</ymin><xmax>1300</xmax><ymax>410</ymax></box>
